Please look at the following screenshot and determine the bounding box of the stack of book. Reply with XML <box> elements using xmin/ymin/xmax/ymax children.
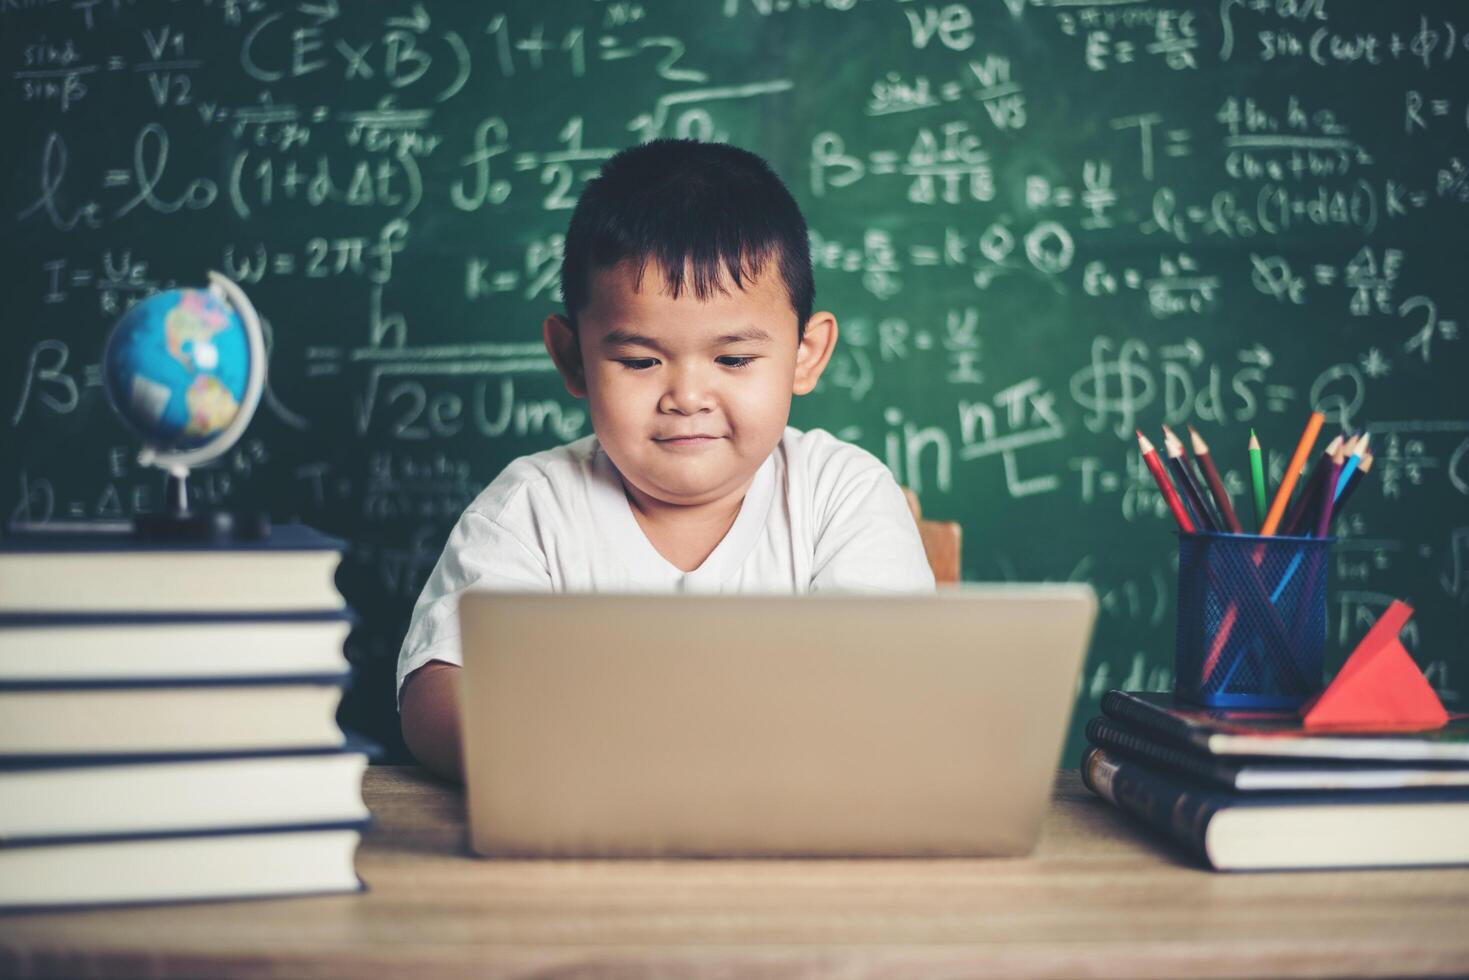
<box><xmin>1082</xmin><ymin>690</ymin><xmax>1469</xmax><ymax>871</ymax></box>
<box><xmin>0</xmin><ymin>523</ymin><xmax>372</xmax><ymax>909</ymax></box>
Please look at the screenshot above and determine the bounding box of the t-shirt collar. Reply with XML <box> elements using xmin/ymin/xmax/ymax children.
<box><xmin>591</xmin><ymin>443</ymin><xmax>776</xmax><ymax>590</ymax></box>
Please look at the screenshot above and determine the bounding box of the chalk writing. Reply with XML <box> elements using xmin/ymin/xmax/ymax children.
<box><xmin>4</xmin><ymin>0</ymin><xmax>1464</xmax><ymax>766</ymax></box>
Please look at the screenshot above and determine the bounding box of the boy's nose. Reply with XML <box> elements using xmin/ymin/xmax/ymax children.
<box><xmin>658</xmin><ymin>364</ymin><xmax>715</xmax><ymax>414</ymax></box>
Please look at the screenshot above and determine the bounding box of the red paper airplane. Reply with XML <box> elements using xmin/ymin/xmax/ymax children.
<box><xmin>1301</xmin><ymin>600</ymin><xmax>1449</xmax><ymax>730</ymax></box>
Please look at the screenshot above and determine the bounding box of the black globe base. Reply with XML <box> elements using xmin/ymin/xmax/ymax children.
<box><xmin>133</xmin><ymin>509</ymin><xmax>271</xmax><ymax>543</ymax></box>
<box><xmin>133</xmin><ymin>472</ymin><xmax>270</xmax><ymax>542</ymax></box>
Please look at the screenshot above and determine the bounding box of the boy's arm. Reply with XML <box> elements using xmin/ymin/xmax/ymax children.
<box><xmin>396</xmin><ymin>502</ymin><xmax>555</xmax><ymax>782</ymax></box>
<box><xmin>399</xmin><ymin>661</ymin><xmax>464</xmax><ymax>783</ymax></box>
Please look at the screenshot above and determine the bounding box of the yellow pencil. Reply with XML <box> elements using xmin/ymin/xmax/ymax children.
<box><xmin>1259</xmin><ymin>411</ymin><xmax>1325</xmax><ymax>536</ymax></box>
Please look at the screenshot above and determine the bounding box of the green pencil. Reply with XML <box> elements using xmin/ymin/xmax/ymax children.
<box><xmin>1248</xmin><ymin>429</ymin><xmax>1267</xmax><ymax>532</ymax></box>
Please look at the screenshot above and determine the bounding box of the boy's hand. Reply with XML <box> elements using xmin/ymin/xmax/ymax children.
<box><xmin>399</xmin><ymin>661</ymin><xmax>464</xmax><ymax>783</ymax></box>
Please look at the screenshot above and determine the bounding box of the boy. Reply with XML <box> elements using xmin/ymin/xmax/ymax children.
<box><xmin>399</xmin><ymin>140</ymin><xmax>935</xmax><ymax>781</ymax></box>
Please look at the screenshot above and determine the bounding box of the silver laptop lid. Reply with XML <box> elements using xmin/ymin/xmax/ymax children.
<box><xmin>459</xmin><ymin>586</ymin><xmax>1096</xmax><ymax>858</ymax></box>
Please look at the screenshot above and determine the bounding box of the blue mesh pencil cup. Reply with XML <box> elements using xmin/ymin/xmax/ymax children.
<box><xmin>1174</xmin><ymin>531</ymin><xmax>1332</xmax><ymax>709</ymax></box>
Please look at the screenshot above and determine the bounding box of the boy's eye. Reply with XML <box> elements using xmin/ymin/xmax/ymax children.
<box><xmin>717</xmin><ymin>356</ymin><xmax>756</xmax><ymax>369</ymax></box>
<box><xmin>616</xmin><ymin>358</ymin><xmax>658</xmax><ymax>371</ymax></box>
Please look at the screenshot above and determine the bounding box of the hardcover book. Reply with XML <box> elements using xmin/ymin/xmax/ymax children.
<box><xmin>0</xmin><ymin>820</ymin><xmax>369</xmax><ymax>910</ymax></box>
<box><xmin>0</xmin><ymin>676</ymin><xmax>351</xmax><ymax>756</ymax></box>
<box><xmin>0</xmin><ymin>744</ymin><xmax>373</xmax><ymax>840</ymax></box>
<box><xmin>0</xmin><ymin>610</ymin><xmax>352</xmax><ymax>681</ymax></box>
<box><xmin>1082</xmin><ymin>746</ymin><xmax>1469</xmax><ymax>871</ymax></box>
<box><xmin>0</xmin><ymin>524</ymin><xmax>346</xmax><ymax>613</ymax></box>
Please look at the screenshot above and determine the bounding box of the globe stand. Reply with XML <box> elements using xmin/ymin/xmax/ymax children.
<box><xmin>133</xmin><ymin>471</ymin><xmax>271</xmax><ymax>543</ymax></box>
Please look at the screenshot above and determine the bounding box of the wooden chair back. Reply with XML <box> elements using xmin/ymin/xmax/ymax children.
<box><xmin>901</xmin><ymin>488</ymin><xmax>962</xmax><ymax>585</ymax></box>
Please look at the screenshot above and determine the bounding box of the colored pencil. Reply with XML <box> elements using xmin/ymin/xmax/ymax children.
<box><xmin>1274</xmin><ymin>438</ymin><xmax>1350</xmax><ymax>659</ymax></box>
<box><xmin>1248</xmin><ymin>430</ymin><xmax>1267</xmax><ymax>531</ymax></box>
<box><xmin>1282</xmin><ymin>433</ymin><xmax>1345</xmax><ymax>536</ymax></box>
<box><xmin>1162</xmin><ymin>425</ymin><xmax>1217</xmax><ymax>532</ymax></box>
<box><xmin>1137</xmin><ymin>430</ymin><xmax>1195</xmax><ymax>533</ymax></box>
<box><xmin>1187</xmin><ymin>425</ymin><xmax>1241</xmax><ymax>533</ymax></box>
<box><xmin>1332</xmin><ymin>450</ymin><xmax>1373</xmax><ymax>517</ymax></box>
<box><xmin>1260</xmin><ymin>412</ymin><xmax>1325</xmax><ymax>536</ymax></box>
<box><xmin>1334</xmin><ymin>431</ymin><xmax>1371</xmax><ymax>502</ymax></box>
<box><xmin>1313</xmin><ymin>439</ymin><xmax>1347</xmax><ymax>538</ymax></box>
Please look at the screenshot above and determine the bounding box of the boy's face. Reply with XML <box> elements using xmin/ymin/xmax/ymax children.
<box><xmin>544</xmin><ymin>259</ymin><xmax>836</xmax><ymax>510</ymax></box>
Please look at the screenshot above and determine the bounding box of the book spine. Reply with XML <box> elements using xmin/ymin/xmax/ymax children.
<box><xmin>1086</xmin><ymin>717</ymin><xmax>1240</xmax><ymax>790</ymax></box>
<box><xmin>1099</xmin><ymin>690</ymin><xmax>1205</xmax><ymax>750</ymax></box>
<box><xmin>1081</xmin><ymin>747</ymin><xmax>1226</xmax><ymax>869</ymax></box>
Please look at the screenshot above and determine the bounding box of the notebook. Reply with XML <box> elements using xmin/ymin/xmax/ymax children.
<box><xmin>457</xmin><ymin>586</ymin><xmax>1097</xmax><ymax>858</ymax></box>
<box><xmin>1100</xmin><ymin>690</ymin><xmax>1469</xmax><ymax>761</ymax></box>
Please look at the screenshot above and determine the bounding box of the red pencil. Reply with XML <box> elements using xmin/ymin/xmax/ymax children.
<box><xmin>1187</xmin><ymin>425</ymin><xmax>1242</xmax><ymax>533</ymax></box>
<box><xmin>1137</xmin><ymin>430</ymin><xmax>1195</xmax><ymax>533</ymax></box>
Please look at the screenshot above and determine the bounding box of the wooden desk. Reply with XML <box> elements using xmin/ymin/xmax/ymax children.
<box><xmin>2</xmin><ymin>766</ymin><xmax>1467</xmax><ymax>978</ymax></box>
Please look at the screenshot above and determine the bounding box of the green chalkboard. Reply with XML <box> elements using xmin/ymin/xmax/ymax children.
<box><xmin>4</xmin><ymin>0</ymin><xmax>1467</xmax><ymax>765</ymax></box>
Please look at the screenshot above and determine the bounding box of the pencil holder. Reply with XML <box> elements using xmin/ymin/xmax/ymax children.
<box><xmin>1173</xmin><ymin>532</ymin><xmax>1332</xmax><ymax>709</ymax></box>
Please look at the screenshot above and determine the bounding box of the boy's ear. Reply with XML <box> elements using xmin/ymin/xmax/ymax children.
<box><xmin>543</xmin><ymin>314</ymin><xmax>587</xmax><ymax>398</ymax></box>
<box><xmin>792</xmin><ymin>312</ymin><xmax>838</xmax><ymax>396</ymax></box>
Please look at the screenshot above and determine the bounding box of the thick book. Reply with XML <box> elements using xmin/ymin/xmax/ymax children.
<box><xmin>0</xmin><ymin>676</ymin><xmax>350</xmax><ymax>756</ymax></box>
<box><xmin>0</xmin><ymin>819</ymin><xmax>368</xmax><ymax>910</ymax></box>
<box><xmin>1087</xmin><ymin>716</ymin><xmax>1469</xmax><ymax>792</ymax></box>
<box><xmin>0</xmin><ymin>523</ymin><xmax>345</xmax><ymax>613</ymax></box>
<box><xmin>0</xmin><ymin>611</ymin><xmax>352</xmax><ymax>681</ymax></box>
<box><xmin>1081</xmin><ymin>746</ymin><xmax>1469</xmax><ymax>871</ymax></box>
<box><xmin>1100</xmin><ymin>690</ymin><xmax>1469</xmax><ymax>762</ymax></box>
<box><xmin>0</xmin><ymin>744</ymin><xmax>372</xmax><ymax>841</ymax></box>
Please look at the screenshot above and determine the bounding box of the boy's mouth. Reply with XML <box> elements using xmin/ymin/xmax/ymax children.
<box><xmin>654</xmin><ymin>434</ymin><xmax>721</xmax><ymax>446</ymax></box>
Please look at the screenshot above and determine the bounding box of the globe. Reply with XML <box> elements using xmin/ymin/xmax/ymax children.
<box><xmin>102</xmin><ymin>273</ymin><xmax>264</xmax><ymax>468</ymax></box>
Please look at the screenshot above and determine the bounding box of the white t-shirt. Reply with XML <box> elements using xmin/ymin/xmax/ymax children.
<box><xmin>395</xmin><ymin>426</ymin><xmax>936</xmax><ymax>702</ymax></box>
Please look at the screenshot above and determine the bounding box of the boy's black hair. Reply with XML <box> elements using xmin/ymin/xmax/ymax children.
<box><xmin>560</xmin><ymin>139</ymin><xmax>815</xmax><ymax>338</ymax></box>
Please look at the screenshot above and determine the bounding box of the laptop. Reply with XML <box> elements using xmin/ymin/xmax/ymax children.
<box><xmin>457</xmin><ymin>586</ymin><xmax>1097</xmax><ymax>858</ymax></box>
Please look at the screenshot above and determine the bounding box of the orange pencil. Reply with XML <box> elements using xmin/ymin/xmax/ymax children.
<box><xmin>1259</xmin><ymin>412</ymin><xmax>1325</xmax><ymax>536</ymax></box>
<box><xmin>1137</xmin><ymin>430</ymin><xmax>1195</xmax><ymax>533</ymax></box>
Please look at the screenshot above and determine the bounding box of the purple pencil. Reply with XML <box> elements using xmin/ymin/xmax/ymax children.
<box><xmin>1313</xmin><ymin>443</ymin><xmax>1345</xmax><ymax>538</ymax></box>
